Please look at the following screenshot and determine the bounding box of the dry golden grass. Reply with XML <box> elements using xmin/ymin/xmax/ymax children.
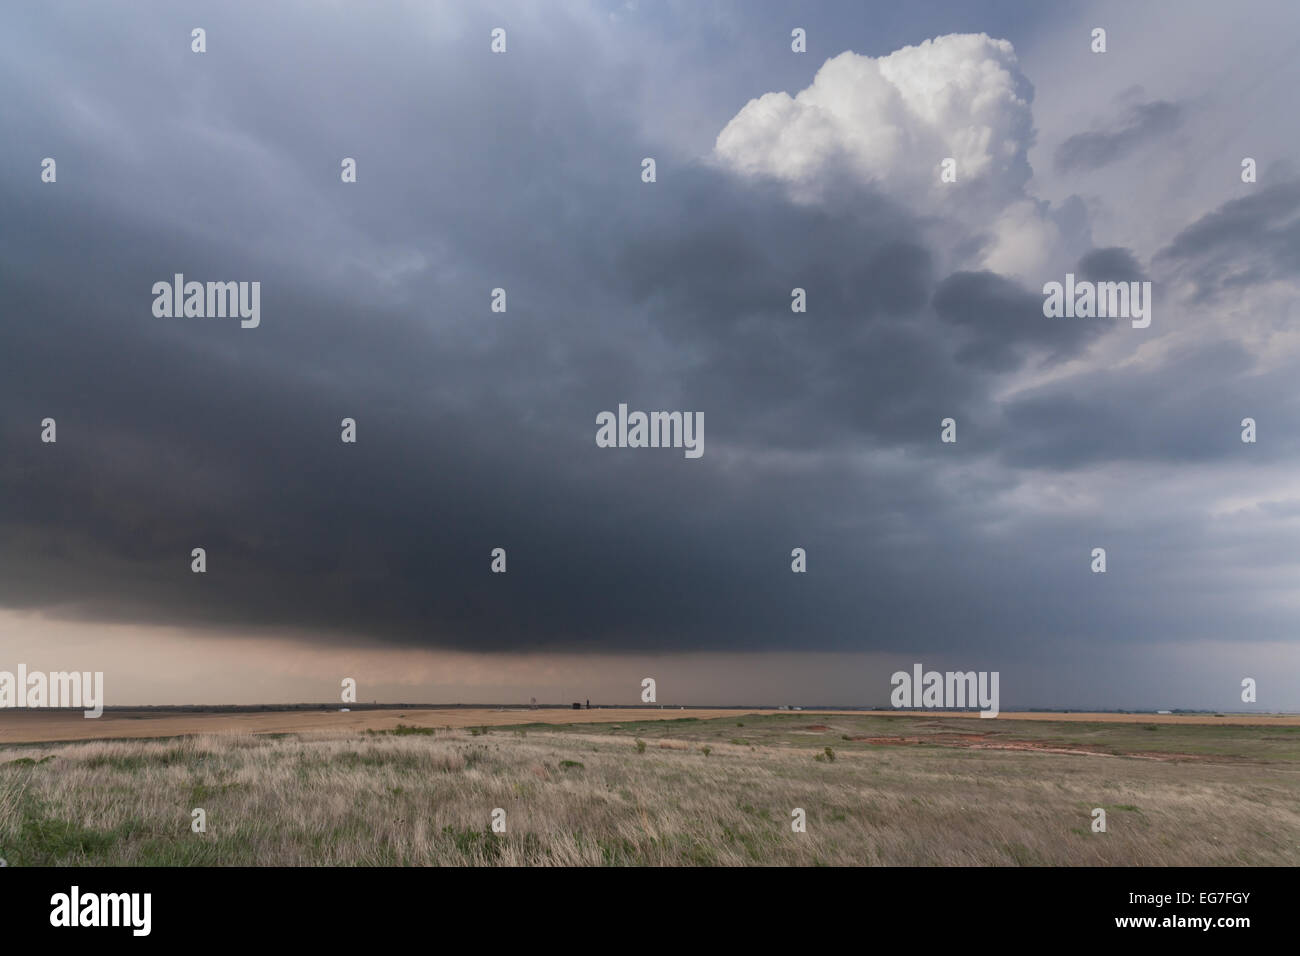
<box><xmin>1</xmin><ymin>713</ymin><xmax>1296</xmax><ymax>866</ymax></box>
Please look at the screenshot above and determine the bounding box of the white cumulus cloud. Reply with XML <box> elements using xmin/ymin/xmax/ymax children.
<box><xmin>713</xmin><ymin>34</ymin><xmax>1077</xmax><ymax>279</ymax></box>
<box><xmin>716</xmin><ymin>35</ymin><xmax>1032</xmax><ymax>200</ymax></box>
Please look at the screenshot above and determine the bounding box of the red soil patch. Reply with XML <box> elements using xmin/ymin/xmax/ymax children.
<box><xmin>852</xmin><ymin>736</ymin><xmax>921</xmax><ymax>745</ymax></box>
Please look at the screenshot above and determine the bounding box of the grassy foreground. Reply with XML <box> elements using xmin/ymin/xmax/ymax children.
<box><xmin>1</xmin><ymin>713</ymin><xmax>1296</xmax><ymax>866</ymax></box>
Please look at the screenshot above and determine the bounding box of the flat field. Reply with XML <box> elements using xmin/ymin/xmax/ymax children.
<box><xmin>2</xmin><ymin>707</ymin><xmax>1294</xmax><ymax>745</ymax></box>
<box><xmin>1</xmin><ymin>710</ymin><xmax>1295</xmax><ymax>866</ymax></box>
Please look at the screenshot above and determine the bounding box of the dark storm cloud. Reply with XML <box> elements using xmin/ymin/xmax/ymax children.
<box><xmin>1</xmin><ymin>0</ymin><xmax>1298</xmax><ymax>663</ymax></box>
<box><xmin>1156</xmin><ymin>178</ymin><xmax>1300</xmax><ymax>300</ymax></box>
<box><xmin>993</xmin><ymin>340</ymin><xmax>1300</xmax><ymax>468</ymax></box>
<box><xmin>972</xmin><ymin>240</ymin><xmax>1300</xmax><ymax>469</ymax></box>
<box><xmin>0</xmin><ymin>154</ymin><xmax>1016</xmax><ymax>652</ymax></box>
<box><xmin>932</xmin><ymin>270</ymin><xmax>1108</xmax><ymax>372</ymax></box>
<box><xmin>989</xmin><ymin>243</ymin><xmax>1298</xmax><ymax>471</ymax></box>
<box><xmin>0</xmin><ymin>2</ymin><xmax>991</xmax><ymax>653</ymax></box>
<box><xmin>1076</xmin><ymin>247</ymin><xmax>1147</xmax><ymax>284</ymax></box>
<box><xmin>1054</xmin><ymin>100</ymin><xmax>1183</xmax><ymax>173</ymax></box>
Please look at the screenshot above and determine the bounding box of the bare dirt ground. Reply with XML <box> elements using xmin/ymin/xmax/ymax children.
<box><xmin>0</xmin><ymin>707</ymin><xmax>1294</xmax><ymax>744</ymax></box>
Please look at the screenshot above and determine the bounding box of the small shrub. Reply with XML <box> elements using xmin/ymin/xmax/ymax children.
<box><xmin>5</xmin><ymin>756</ymin><xmax>54</xmax><ymax>767</ymax></box>
<box><xmin>390</xmin><ymin>724</ymin><xmax>436</xmax><ymax>736</ymax></box>
<box><xmin>635</xmin><ymin>738</ymin><xmax>646</xmax><ymax>754</ymax></box>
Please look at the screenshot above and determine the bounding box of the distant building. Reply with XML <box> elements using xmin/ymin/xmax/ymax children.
<box><xmin>571</xmin><ymin>702</ymin><xmax>581</xmax><ymax>710</ymax></box>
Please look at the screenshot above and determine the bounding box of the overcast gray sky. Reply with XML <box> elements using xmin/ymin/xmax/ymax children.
<box><xmin>1</xmin><ymin>0</ymin><xmax>1298</xmax><ymax>710</ymax></box>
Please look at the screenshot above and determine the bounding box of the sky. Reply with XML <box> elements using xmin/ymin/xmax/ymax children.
<box><xmin>1</xmin><ymin>0</ymin><xmax>1298</xmax><ymax>710</ymax></box>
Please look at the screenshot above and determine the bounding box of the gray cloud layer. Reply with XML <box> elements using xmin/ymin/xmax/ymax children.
<box><xmin>1055</xmin><ymin>100</ymin><xmax>1183</xmax><ymax>172</ymax></box>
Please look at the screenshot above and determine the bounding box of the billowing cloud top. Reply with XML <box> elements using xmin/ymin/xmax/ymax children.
<box><xmin>714</xmin><ymin>35</ymin><xmax>1072</xmax><ymax>279</ymax></box>
<box><xmin>715</xmin><ymin>35</ymin><xmax>1033</xmax><ymax>204</ymax></box>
